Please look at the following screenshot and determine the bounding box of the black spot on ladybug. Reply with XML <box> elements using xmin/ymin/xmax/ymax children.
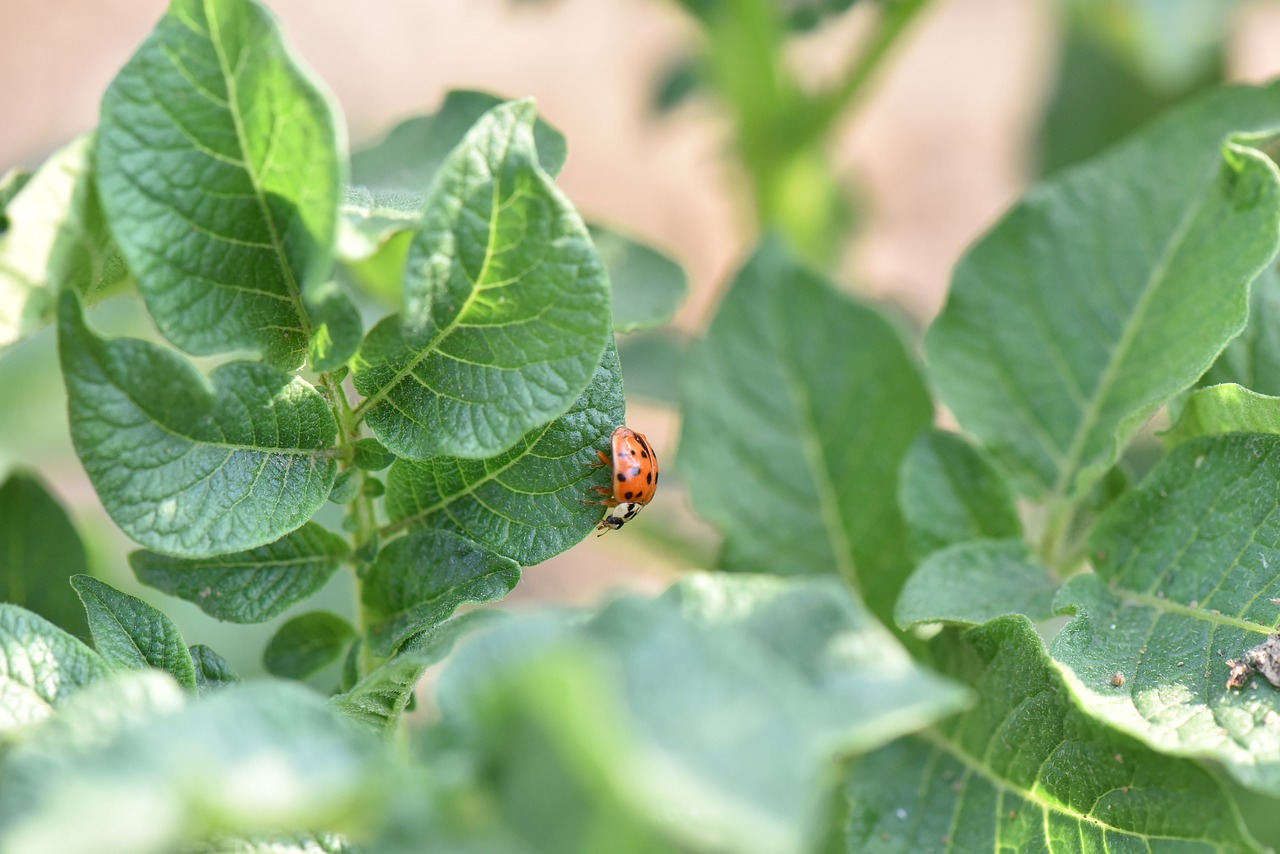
<box><xmin>646</xmin><ymin>472</ymin><xmax>652</xmax><ymax>484</ymax></box>
<box><xmin>624</xmin><ymin>491</ymin><xmax>634</xmax><ymax>500</ymax></box>
<box><xmin>617</xmin><ymin>473</ymin><xmax>626</xmax><ymax>482</ymax></box>
<box><xmin>640</xmin><ymin>449</ymin><xmax>649</xmax><ymax>459</ymax></box>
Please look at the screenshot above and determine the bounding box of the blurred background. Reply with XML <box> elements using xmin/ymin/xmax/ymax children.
<box><xmin>3</xmin><ymin>0</ymin><xmax>1280</xmax><ymax>679</ymax></box>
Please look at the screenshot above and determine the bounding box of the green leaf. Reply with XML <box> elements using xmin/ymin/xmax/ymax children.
<box><xmin>1203</xmin><ymin>263</ymin><xmax>1280</xmax><ymax>394</ymax></box>
<box><xmin>926</xmin><ymin>86</ymin><xmax>1280</xmax><ymax>501</ymax></box>
<box><xmin>363</xmin><ymin>530</ymin><xmax>520</xmax><ymax>657</ymax></box>
<box><xmin>897</xmin><ymin>428</ymin><xmax>1021</xmax><ymax>558</ymax></box>
<box><xmin>351</xmin><ymin>438</ymin><xmax>394</xmax><ymax>471</ymax></box>
<box><xmin>304</xmin><ymin>281</ymin><xmax>362</xmax><ymax>372</ymax></box>
<box><xmin>616</xmin><ymin>328</ymin><xmax>684</xmax><ymax>405</ymax></box>
<box><xmin>589</xmin><ymin>225</ymin><xmax>686</xmax><ymax>333</ymax></box>
<box><xmin>71</xmin><ymin>574</ymin><xmax>197</xmax><ymax>693</ymax></box>
<box><xmin>178</xmin><ymin>833</ymin><xmax>356</xmax><ymax>854</ymax></box>
<box><xmin>0</xmin><ymin>134</ymin><xmax>128</xmax><ymax>352</ymax></box>
<box><xmin>679</xmin><ymin>239</ymin><xmax>931</xmax><ymax>619</ymax></box>
<box><xmin>384</xmin><ymin>339</ymin><xmax>626</xmax><ymax>565</ymax></box>
<box><xmin>1051</xmin><ymin>432</ymin><xmax>1280</xmax><ymax>796</ymax></box>
<box><xmin>263</xmin><ymin>611</ymin><xmax>354</xmax><ymax>680</ymax></box>
<box><xmin>129</xmin><ymin>523</ymin><xmax>349</xmax><ymax>623</ymax></box>
<box><xmin>189</xmin><ymin>644</ymin><xmax>240</xmax><ymax>695</ymax></box>
<box><xmin>95</xmin><ymin>0</ymin><xmax>342</xmax><ymax>369</ymax></box>
<box><xmin>0</xmin><ymin>678</ymin><xmax>396</xmax><ymax>854</ymax></box>
<box><xmin>352</xmin><ymin>99</ymin><xmax>611</xmax><ymax>460</ymax></box>
<box><xmin>0</xmin><ymin>470</ymin><xmax>90</xmax><ymax>637</ymax></box>
<box><xmin>0</xmin><ymin>604</ymin><xmax>109</xmax><ymax>734</ymax></box>
<box><xmin>1164</xmin><ymin>383</ymin><xmax>1280</xmax><ymax>446</ymax></box>
<box><xmin>894</xmin><ymin>540</ymin><xmax>1058</xmax><ymax>630</ymax></box>
<box><xmin>331</xmin><ymin>610</ymin><xmax>503</xmax><ymax>734</ymax></box>
<box><xmin>59</xmin><ymin>293</ymin><xmax>338</xmax><ymax>557</ymax></box>
<box><xmin>846</xmin><ymin>616</ymin><xmax>1262</xmax><ymax>853</ymax></box>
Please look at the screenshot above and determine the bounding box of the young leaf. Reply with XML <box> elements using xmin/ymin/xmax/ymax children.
<box><xmin>59</xmin><ymin>293</ymin><xmax>338</xmax><ymax>557</ymax></box>
<box><xmin>95</xmin><ymin>0</ymin><xmax>342</xmax><ymax>369</ymax></box>
<box><xmin>384</xmin><ymin>340</ymin><xmax>626</xmax><ymax>565</ymax></box>
<box><xmin>679</xmin><ymin>239</ymin><xmax>931</xmax><ymax>619</ymax></box>
<box><xmin>897</xmin><ymin>428</ymin><xmax>1022</xmax><ymax>558</ymax></box>
<box><xmin>0</xmin><ymin>134</ymin><xmax>127</xmax><ymax>352</ymax></box>
<box><xmin>263</xmin><ymin>611</ymin><xmax>355</xmax><ymax>680</ymax></box>
<box><xmin>129</xmin><ymin>523</ymin><xmax>349</xmax><ymax>623</ymax></box>
<box><xmin>0</xmin><ymin>604</ymin><xmax>109</xmax><ymax>733</ymax></box>
<box><xmin>589</xmin><ymin>225</ymin><xmax>687</xmax><ymax>333</ymax></box>
<box><xmin>846</xmin><ymin>616</ymin><xmax>1262</xmax><ymax>852</ymax></box>
<box><xmin>0</xmin><ymin>470</ymin><xmax>90</xmax><ymax>637</ymax></box>
<box><xmin>70</xmin><ymin>574</ymin><xmax>197</xmax><ymax>693</ymax></box>
<box><xmin>352</xmin><ymin>99</ymin><xmax>611</xmax><ymax>460</ymax></box>
<box><xmin>304</xmin><ymin>281</ymin><xmax>363</xmax><ymax>372</ymax></box>
<box><xmin>362</xmin><ymin>530</ymin><xmax>520</xmax><ymax>657</ymax></box>
<box><xmin>189</xmin><ymin>644</ymin><xmax>240</xmax><ymax>695</ymax></box>
<box><xmin>894</xmin><ymin>539</ymin><xmax>1057</xmax><ymax>630</ymax></box>
<box><xmin>927</xmin><ymin>86</ymin><xmax>1280</xmax><ymax>501</ymax></box>
<box><xmin>1163</xmin><ymin>382</ymin><xmax>1280</xmax><ymax>446</ymax></box>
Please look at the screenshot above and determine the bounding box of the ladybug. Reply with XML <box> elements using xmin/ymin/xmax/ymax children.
<box><xmin>586</xmin><ymin>426</ymin><xmax>659</xmax><ymax>534</ymax></box>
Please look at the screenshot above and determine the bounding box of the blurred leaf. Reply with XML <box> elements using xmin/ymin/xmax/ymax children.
<box><xmin>1203</xmin><ymin>263</ymin><xmax>1280</xmax><ymax>395</ymax></box>
<box><xmin>59</xmin><ymin>293</ymin><xmax>338</xmax><ymax>558</ymax></box>
<box><xmin>679</xmin><ymin>239</ymin><xmax>931</xmax><ymax>620</ymax></box>
<box><xmin>617</xmin><ymin>329</ymin><xmax>684</xmax><ymax>405</ymax></box>
<box><xmin>304</xmin><ymin>282</ymin><xmax>362</xmax><ymax>372</ymax></box>
<box><xmin>0</xmin><ymin>134</ymin><xmax>128</xmax><ymax>352</ymax></box>
<box><xmin>589</xmin><ymin>225</ymin><xmax>686</xmax><ymax>333</ymax></box>
<box><xmin>434</xmin><ymin>574</ymin><xmax>968</xmax><ymax>854</ymax></box>
<box><xmin>70</xmin><ymin>575</ymin><xmax>197</xmax><ymax>693</ymax></box>
<box><xmin>384</xmin><ymin>340</ymin><xmax>626</xmax><ymax>566</ymax></box>
<box><xmin>846</xmin><ymin>616</ymin><xmax>1262</xmax><ymax>852</ymax></box>
<box><xmin>1163</xmin><ymin>383</ymin><xmax>1280</xmax><ymax>446</ymax></box>
<box><xmin>263</xmin><ymin>612</ymin><xmax>355</xmax><ymax>680</ymax></box>
<box><xmin>189</xmin><ymin>644</ymin><xmax>240</xmax><ymax>696</ymax></box>
<box><xmin>96</xmin><ymin>0</ymin><xmax>342</xmax><ymax>369</ymax></box>
<box><xmin>130</xmin><ymin>523</ymin><xmax>349</xmax><ymax>624</ymax></box>
<box><xmin>0</xmin><ymin>471</ymin><xmax>90</xmax><ymax>637</ymax></box>
<box><xmin>0</xmin><ymin>604</ymin><xmax>109</xmax><ymax>734</ymax></box>
<box><xmin>352</xmin><ymin>100</ymin><xmax>610</xmax><ymax>460</ymax></box>
<box><xmin>897</xmin><ymin>429</ymin><xmax>1021</xmax><ymax>559</ymax></box>
<box><xmin>178</xmin><ymin>833</ymin><xmax>356</xmax><ymax>854</ymax></box>
<box><xmin>1053</xmin><ymin>433</ymin><xmax>1280</xmax><ymax>796</ymax></box>
<box><xmin>651</xmin><ymin>53</ymin><xmax>705</xmax><ymax>114</ymax></box>
<box><xmin>0</xmin><ymin>168</ymin><xmax>32</xmax><ymax>226</ymax></box>
<box><xmin>363</xmin><ymin>531</ymin><xmax>519</xmax><ymax>657</ymax></box>
<box><xmin>895</xmin><ymin>540</ymin><xmax>1057</xmax><ymax>630</ymax></box>
<box><xmin>927</xmin><ymin>87</ymin><xmax>1280</xmax><ymax>501</ymax></box>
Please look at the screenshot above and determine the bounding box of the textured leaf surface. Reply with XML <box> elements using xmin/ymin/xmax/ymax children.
<box><xmin>436</xmin><ymin>574</ymin><xmax>967</xmax><ymax>854</ymax></box>
<box><xmin>846</xmin><ymin>616</ymin><xmax>1262</xmax><ymax>852</ymax></box>
<box><xmin>0</xmin><ymin>471</ymin><xmax>90</xmax><ymax>637</ymax></box>
<box><xmin>180</xmin><ymin>833</ymin><xmax>356</xmax><ymax>854</ymax></box>
<box><xmin>589</xmin><ymin>225</ymin><xmax>686</xmax><ymax>333</ymax></box>
<box><xmin>96</xmin><ymin>0</ymin><xmax>341</xmax><ymax>368</ymax></box>
<box><xmin>352</xmin><ymin>99</ymin><xmax>611</xmax><ymax>460</ymax></box>
<box><xmin>0</xmin><ymin>679</ymin><xmax>394</xmax><ymax>854</ymax></box>
<box><xmin>130</xmin><ymin>523</ymin><xmax>348</xmax><ymax>623</ymax></box>
<box><xmin>926</xmin><ymin>85</ymin><xmax>1280</xmax><ymax>501</ymax></box>
<box><xmin>384</xmin><ymin>341</ymin><xmax>626</xmax><ymax>565</ymax></box>
<box><xmin>59</xmin><ymin>293</ymin><xmax>337</xmax><ymax>557</ymax></box>
<box><xmin>189</xmin><ymin>644</ymin><xmax>240</xmax><ymax>695</ymax></box>
<box><xmin>0</xmin><ymin>134</ymin><xmax>126</xmax><ymax>351</ymax></box>
<box><xmin>263</xmin><ymin>611</ymin><xmax>354</xmax><ymax>680</ymax></box>
<box><xmin>363</xmin><ymin>530</ymin><xmax>519</xmax><ymax>657</ymax></box>
<box><xmin>898</xmin><ymin>428</ymin><xmax>1022</xmax><ymax>558</ymax></box>
<box><xmin>895</xmin><ymin>540</ymin><xmax>1058</xmax><ymax>630</ymax></box>
<box><xmin>679</xmin><ymin>240</ymin><xmax>931</xmax><ymax>617</ymax></box>
<box><xmin>0</xmin><ymin>605</ymin><xmax>108</xmax><ymax>734</ymax></box>
<box><xmin>71</xmin><ymin>575</ymin><xmax>196</xmax><ymax>693</ymax></box>
<box><xmin>1164</xmin><ymin>383</ymin><xmax>1280</xmax><ymax>446</ymax></box>
<box><xmin>1051</xmin><ymin>433</ymin><xmax>1280</xmax><ymax>795</ymax></box>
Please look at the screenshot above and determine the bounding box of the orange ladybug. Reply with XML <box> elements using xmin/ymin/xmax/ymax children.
<box><xmin>586</xmin><ymin>426</ymin><xmax>659</xmax><ymax>534</ymax></box>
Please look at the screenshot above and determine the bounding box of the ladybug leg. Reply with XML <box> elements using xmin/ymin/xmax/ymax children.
<box><xmin>582</xmin><ymin>495</ymin><xmax>618</xmax><ymax>507</ymax></box>
<box><xmin>588</xmin><ymin>450</ymin><xmax>611</xmax><ymax>468</ymax></box>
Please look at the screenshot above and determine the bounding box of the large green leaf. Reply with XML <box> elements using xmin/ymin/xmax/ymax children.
<box><xmin>384</xmin><ymin>340</ymin><xmax>627</xmax><ymax>566</ymax></box>
<box><xmin>926</xmin><ymin>85</ymin><xmax>1280</xmax><ymax>502</ymax></box>
<box><xmin>894</xmin><ymin>539</ymin><xmax>1058</xmax><ymax>630</ymax></box>
<box><xmin>263</xmin><ymin>611</ymin><xmax>354</xmax><ymax>680</ymax></box>
<box><xmin>679</xmin><ymin>239</ymin><xmax>931</xmax><ymax>617</ymax></box>
<box><xmin>434</xmin><ymin>573</ymin><xmax>968</xmax><ymax>854</ymax></box>
<box><xmin>362</xmin><ymin>530</ymin><xmax>519</xmax><ymax>657</ymax></box>
<box><xmin>351</xmin><ymin>99</ymin><xmax>611</xmax><ymax>460</ymax></box>
<box><xmin>95</xmin><ymin>0</ymin><xmax>342</xmax><ymax>369</ymax></box>
<box><xmin>1051</xmin><ymin>433</ymin><xmax>1280</xmax><ymax>796</ymax></box>
<box><xmin>59</xmin><ymin>293</ymin><xmax>337</xmax><ymax>557</ymax></box>
<box><xmin>846</xmin><ymin>616</ymin><xmax>1262</xmax><ymax>852</ymax></box>
<box><xmin>0</xmin><ymin>605</ymin><xmax>109</xmax><ymax>734</ymax></box>
<box><xmin>0</xmin><ymin>471</ymin><xmax>90</xmax><ymax>637</ymax></box>
<box><xmin>1164</xmin><ymin>383</ymin><xmax>1280</xmax><ymax>446</ymax></box>
<box><xmin>71</xmin><ymin>575</ymin><xmax>197</xmax><ymax>693</ymax></box>
<box><xmin>0</xmin><ymin>134</ymin><xmax>127</xmax><ymax>352</ymax></box>
<box><xmin>130</xmin><ymin>523</ymin><xmax>349</xmax><ymax>623</ymax></box>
